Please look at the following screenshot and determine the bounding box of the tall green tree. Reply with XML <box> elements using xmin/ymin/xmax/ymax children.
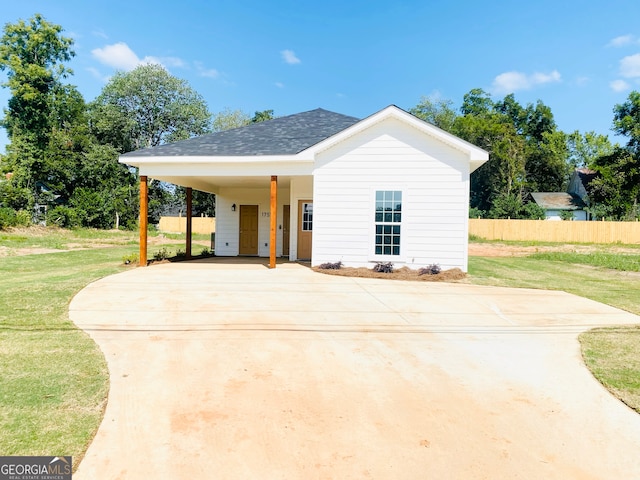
<box><xmin>566</xmin><ymin>131</ymin><xmax>615</xmax><ymax>169</ymax></box>
<box><xmin>0</xmin><ymin>14</ymin><xmax>76</xmax><ymax>209</ymax></box>
<box><xmin>586</xmin><ymin>91</ymin><xmax>640</xmax><ymax>220</ymax></box>
<box><xmin>90</xmin><ymin>64</ymin><xmax>213</xmax><ymax>222</ymax></box>
<box><xmin>0</xmin><ymin>14</ymin><xmax>74</xmax><ymax>147</ymax></box>
<box><xmin>89</xmin><ymin>63</ymin><xmax>211</xmax><ymax>153</ymax></box>
<box><xmin>409</xmin><ymin>96</ymin><xmax>458</xmax><ymax>130</ymax></box>
<box><xmin>211</xmin><ymin>107</ymin><xmax>251</xmax><ymax>132</ymax></box>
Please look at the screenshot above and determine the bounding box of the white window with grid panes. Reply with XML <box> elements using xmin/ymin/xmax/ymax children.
<box><xmin>374</xmin><ymin>190</ymin><xmax>402</xmax><ymax>256</ymax></box>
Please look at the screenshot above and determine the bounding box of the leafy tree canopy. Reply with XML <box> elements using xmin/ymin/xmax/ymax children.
<box><xmin>0</xmin><ymin>13</ymin><xmax>74</xmax><ymax>145</ymax></box>
<box><xmin>89</xmin><ymin>63</ymin><xmax>211</xmax><ymax>153</ymax></box>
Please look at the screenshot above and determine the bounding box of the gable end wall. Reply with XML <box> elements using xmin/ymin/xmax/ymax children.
<box><xmin>312</xmin><ymin>118</ymin><xmax>471</xmax><ymax>271</ymax></box>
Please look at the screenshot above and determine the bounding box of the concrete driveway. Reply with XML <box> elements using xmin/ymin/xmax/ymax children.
<box><xmin>70</xmin><ymin>260</ymin><xmax>640</xmax><ymax>479</ymax></box>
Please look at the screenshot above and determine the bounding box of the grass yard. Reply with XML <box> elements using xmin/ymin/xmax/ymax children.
<box><xmin>0</xmin><ymin>227</ymin><xmax>192</xmax><ymax>464</ymax></box>
<box><xmin>1</xmin><ymin>227</ymin><xmax>639</xmax><ymax>463</ymax></box>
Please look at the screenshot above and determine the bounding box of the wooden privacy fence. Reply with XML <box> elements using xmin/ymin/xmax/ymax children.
<box><xmin>158</xmin><ymin>216</ymin><xmax>216</xmax><ymax>235</ymax></box>
<box><xmin>469</xmin><ymin>218</ymin><xmax>640</xmax><ymax>244</ymax></box>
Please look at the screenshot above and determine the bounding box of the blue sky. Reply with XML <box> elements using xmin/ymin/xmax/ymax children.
<box><xmin>2</xmin><ymin>0</ymin><xmax>640</xmax><ymax>150</ymax></box>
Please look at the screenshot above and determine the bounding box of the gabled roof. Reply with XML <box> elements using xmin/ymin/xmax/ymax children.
<box><xmin>305</xmin><ymin>105</ymin><xmax>488</xmax><ymax>170</ymax></box>
<box><xmin>122</xmin><ymin>108</ymin><xmax>360</xmax><ymax>157</ymax></box>
<box><xmin>574</xmin><ymin>168</ymin><xmax>599</xmax><ymax>191</ymax></box>
<box><xmin>530</xmin><ymin>192</ymin><xmax>587</xmax><ymax>211</ymax></box>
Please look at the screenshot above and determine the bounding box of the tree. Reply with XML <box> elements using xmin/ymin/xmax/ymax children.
<box><xmin>460</xmin><ymin>88</ymin><xmax>494</xmax><ymax>116</ymax></box>
<box><xmin>409</xmin><ymin>96</ymin><xmax>458</xmax><ymax>130</ymax></box>
<box><xmin>589</xmin><ymin>147</ymin><xmax>640</xmax><ymax>220</ymax></box>
<box><xmin>583</xmin><ymin>91</ymin><xmax>640</xmax><ymax>220</ymax></box>
<box><xmin>566</xmin><ymin>131</ymin><xmax>615</xmax><ymax>169</ymax></box>
<box><xmin>89</xmin><ymin>63</ymin><xmax>211</xmax><ymax>153</ymax></box>
<box><xmin>0</xmin><ymin>14</ymin><xmax>76</xmax><ymax>211</ymax></box>
<box><xmin>211</xmin><ymin>108</ymin><xmax>251</xmax><ymax>132</ymax></box>
<box><xmin>612</xmin><ymin>90</ymin><xmax>640</xmax><ymax>151</ymax></box>
<box><xmin>251</xmin><ymin>109</ymin><xmax>275</xmax><ymax>123</ymax></box>
<box><xmin>0</xmin><ymin>14</ymin><xmax>74</xmax><ymax>148</ymax></box>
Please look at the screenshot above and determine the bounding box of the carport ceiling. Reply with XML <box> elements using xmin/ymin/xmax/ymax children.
<box><xmin>151</xmin><ymin>175</ymin><xmax>293</xmax><ymax>194</ymax></box>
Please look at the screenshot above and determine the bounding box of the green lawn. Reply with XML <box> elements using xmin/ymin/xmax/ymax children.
<box><xmin>0</xmin><ymin>227</ymin><xmax>188</xmax><ymax>462</ymax></box>
<box><xmin>1</xmin><ymin>228</ymin><xmax>639</xmax><ymax>462</ymax></box>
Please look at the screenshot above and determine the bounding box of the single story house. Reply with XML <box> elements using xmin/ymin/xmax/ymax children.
<box><xmin>121</xmin><ymin>105</ymin><xmax>489</xmax><ymax>271</ymax></box>
<box><xmin>530</xmin><ymin>192</ymin><xmax>588</xmax><ymax>221</ymax></box>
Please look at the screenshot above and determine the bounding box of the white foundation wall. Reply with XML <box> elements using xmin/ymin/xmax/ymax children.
<box><xmin>214</xmin><ymin>187</ymin><xmax>290</xmax><ymax>257</ymax></box>
<box><xmin>312</xmin><ymin>117</ymin><xmax>471</xmax><ymax>271</ymax></box>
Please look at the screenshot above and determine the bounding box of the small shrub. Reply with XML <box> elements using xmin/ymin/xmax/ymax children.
<box><xmin>175</xmin><ymin>248</ymin><xmax>186</xmax><ymax>258</ymax></box>
<box><xmin>318</xmin><ymin>261</ymin><xmax>343</xmax><ymax>270</ymax></box>
<box><xmin>559</xmin><ymin>210</ymin><xmax>574</xmax><ymax>221</ymax></box>
<box><xmin>200</xmin><ymin>247</ymin><xmax>211</xmax><ymax>256</ymax></box>
<box><xmin>0</xmin><ymin>207</ymin><xmax>17</xmax><ymax>229</ymax></box>
<box><xmin>153</xmin><ymin>247</ymin><xmax>169</xmax><ymax>261</ymax></box>
<box><xmin>373</xmin><ymin>262</ymin><xmax>394</xmax><ymax>273</ymax></box>
<box><xmin>46</xmin><ymin>206</ymin><xmax>82</xmax><ymax>228</ymax></box>
<box><xmin>122</xmin><ymin>253</ymin><xmax>138</xmax><ymax>265</ymax></box>
<box><xmin>418</xmin><ymin>264</ymin><xmax>441</xmax><ymax>275</ymax></box>
<box><xmin>14</xmin><ymin>210</ymin><xmax>31</xmax><ymax>227</ymax></box>
<box><xmin>469</xmin><ymin>207</ymin><xmax>484</xmax><ymax>219</ymax></box>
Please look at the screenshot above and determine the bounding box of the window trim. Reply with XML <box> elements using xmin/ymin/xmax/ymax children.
<box><xmin>369</xmin><ymin>188</ymin><xmax>406</xmax><ymax>262</ymax></box>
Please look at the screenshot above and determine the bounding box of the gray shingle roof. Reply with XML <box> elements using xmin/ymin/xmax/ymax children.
<box><xmin>530</xmin><ymin>192</ymin><xmax>587</xmax><ymax>210</ymax></box>
<box><xmin>122</xmin><ymin>108</ymin><xmax>361</xmax><ymax>157</ymax></box>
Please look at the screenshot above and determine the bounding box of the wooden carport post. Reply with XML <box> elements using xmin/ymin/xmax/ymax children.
<box><xmin>270</xmin><ymin>175</ymin><xmax>277</xmax><ymax>269</ymax></box>
<box><xmin>186</xmin><ymin>187</ymin><xmax>192</xmax><ymax>259</ymax></box>
<box><xmin>139</xmin><ymin>175</ymin><xmax>148</xmax><ymax>266</ymax></box>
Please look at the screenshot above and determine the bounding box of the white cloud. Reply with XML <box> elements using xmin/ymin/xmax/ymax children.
<box><xmin>195</xmin><ymin>61</ymin><xmax>219</xmax><ymax>78</ymax></box>
<box><xmin>281</xmin><ymin>49</ymin><xmax>301</xmax><ymax>65</ymax></box>
<box><xmin>92</xmin><ymin>42</ymin><xmax>145</xmax><ymax>70</ymax></box>
<box><xmin>92</xmin><ymin>29</ymin><xmax>108</xmax><ymax>39</ymax></box>
<box><xmin>491</xmin><ymin>70</ymin><xmax>561</xmax><ymax>94</ymax></box>
<box><xmin>275</xmin><ymin>82</ymin><xmax>284</xmax><ymax>88</ymax></box>
<box><xmin>610</xmin><ymin>79</ymin><xmax>631</xmax><ymax>92</ymax></box>
<box><xmin>608</xmin><ymin>34</ymin><xmax>636</xmax><ymax>47</ymax></box>
<box><xmin>91</xmin><ymin>42</ymin><xmax>186</xmax><ymax>71</ymax></box>
<box><xmin>620</xmin><ymin>53</ymin><xmax>640</xmax><ymax>78</ymax></box>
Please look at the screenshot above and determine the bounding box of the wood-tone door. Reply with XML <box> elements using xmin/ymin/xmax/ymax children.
<box><xmin>297</xmin><ymin>200</ymin><xmax>313</xmax><ymax>260</ymax></box>
<box><xmin>283</xmin><ymin>205</ymin><xmax>290</xmax><ymax>256</ymax></box>
<box><xmin>239</xmin><ymin>205</ymin><xmax>259</xmax><ymax>255</ymax></box>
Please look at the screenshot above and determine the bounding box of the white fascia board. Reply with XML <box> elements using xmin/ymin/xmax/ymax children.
<box><xmin>131</xmin><ymin>160</ymin><xmax>315</xmax><ymax>178</ymax></box>
<box><xmin>119</xmin><ymin>154</ymin><xmax>314</xmax><ymax>167</ymax></box>
<box><xmin>305</xmin><ymin>105</ymin><xmax>489</xmax><ymax>165</ymax></box>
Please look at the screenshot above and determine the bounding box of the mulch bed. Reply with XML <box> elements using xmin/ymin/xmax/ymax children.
<box><xmin>312</xmin><ymin>265</ymin><xmax>467</xmax><ymax>282</ymax></box>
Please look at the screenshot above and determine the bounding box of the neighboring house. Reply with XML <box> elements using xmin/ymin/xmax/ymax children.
<box><xmin>531</xmin><ymin>168</ymin><xmax>599</xmax><ymax>221</ymax></box>
<box><xmin>530</xmin><ymin>192</ymin><xmax>588</xmax><ymax>221</ymax></box>
<box><xmin>121</xmin><ymin>105</ymin><xmax>489</xmax><ymax>271</ymax></box>
<box><xmin>567</xmin><ymin>167</ymin><xmax>598</xmax><ymax>206</ymax></box>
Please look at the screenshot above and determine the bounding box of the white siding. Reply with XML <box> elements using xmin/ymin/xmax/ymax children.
<box><xmin>545</xmin><ymin>209</ymin><xmax>588</xmax><ymax>221</ymax></box>
<box><xmin>312</xmin><ymin>117</ymin><xmax>471</xmax><ymax>271</ymax></box>
<box><xmin>215</xmin><ymin>187</ymin><xmax>290</xmax><ymax>257</ymax></box>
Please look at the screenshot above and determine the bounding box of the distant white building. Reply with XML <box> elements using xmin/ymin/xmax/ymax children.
<box><xmin>530</xmin><ymin>192</ymin><xmax>588</xmax><ymax>221</ymax></box>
